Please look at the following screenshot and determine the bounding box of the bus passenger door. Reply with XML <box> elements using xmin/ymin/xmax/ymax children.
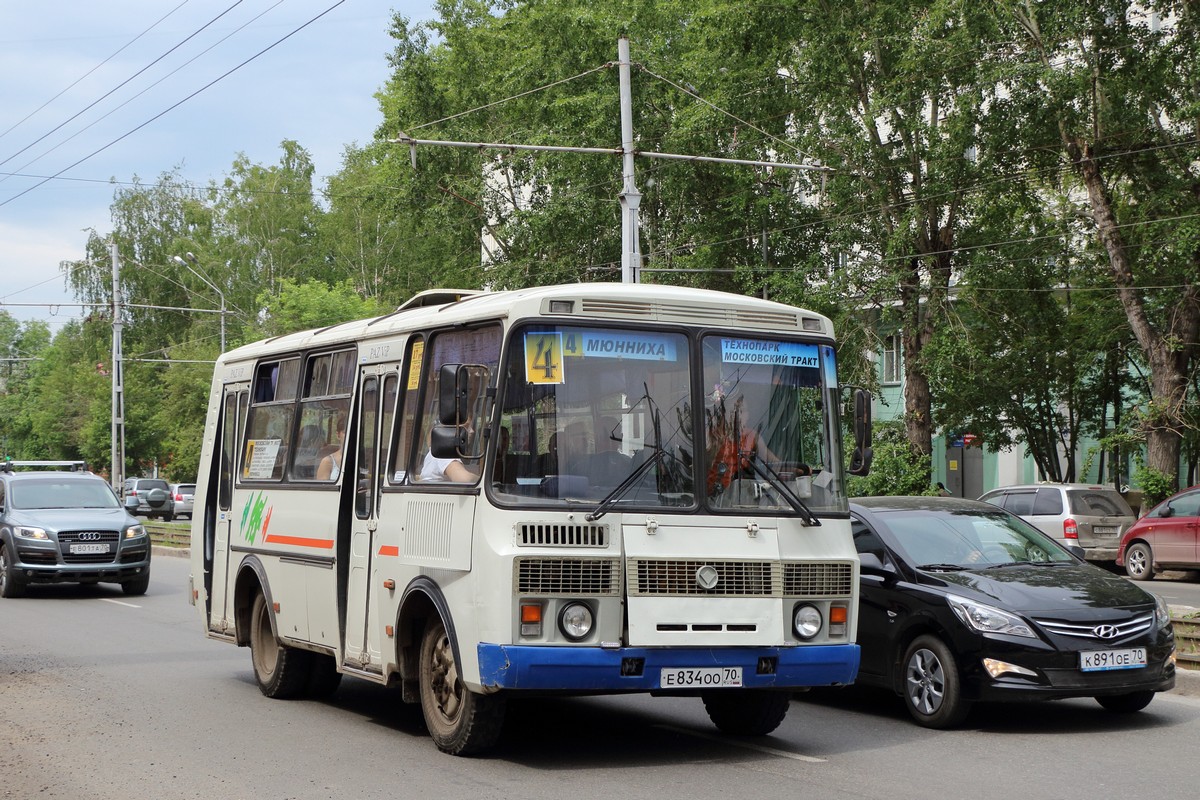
<box><xmin>210</xmin><ymin>387</ymin><xmax>246</xmax><ymax>632</ymax></box>
<box><xmin>344</xmin><ymin>371</ymin><xmax>389</xmax><ymax>671</ymax></box>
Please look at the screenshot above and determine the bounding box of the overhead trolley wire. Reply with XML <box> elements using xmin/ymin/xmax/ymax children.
<box><xmin>0</xmin><ymin>0</ymin><xmax>348</xmax><ymax>210</ymax></box>
<box><xmin>0</xmin><ymin>0</ymin><xmax>190</xmax><ymax>144</ymax></box>
<box><xmin>0</xmin><ymin>0</ymin><xmax>248</xmax><ymax>173</ymax></box>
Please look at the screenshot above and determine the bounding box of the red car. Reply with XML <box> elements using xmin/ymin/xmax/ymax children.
<box><xmin>1117</xmin><ymin>486</ymin><xmax>1200</xmax><ymax>580</ymax></box>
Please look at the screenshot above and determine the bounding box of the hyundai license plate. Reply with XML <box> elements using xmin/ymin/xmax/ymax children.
<box><xmin>660</xmin><ymin>667</ymin><xmax>743</xmax><ymax>688</ymax></box>
<box><xmin>1080</xmin><ymin>648</ymin><xmax>1146</xmax><ymax>672</ymax></box>
<box><xmin>69</xmin><ymin>543</ymin><xmax>109</xmax><ymax>555</ymax></box>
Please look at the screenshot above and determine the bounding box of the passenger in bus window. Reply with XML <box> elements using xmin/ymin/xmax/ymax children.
<box><xmin>419</xmin><ymin>444</ymin><xmax>477</xmax><ymax>482</ymax></box>
<box><xmin>317</xmin><ymin>419</ymin><xmax>346</xmax><ymax>481</ymax></box>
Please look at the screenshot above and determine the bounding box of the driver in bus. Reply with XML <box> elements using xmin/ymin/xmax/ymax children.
<box><xmin>705</xmin><ymin>392</ymin><xmax>781</xmax><ymax>497</ymax></box>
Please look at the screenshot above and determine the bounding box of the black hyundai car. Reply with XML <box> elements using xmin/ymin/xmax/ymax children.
<box><xmin>850</xmin><ymin>497</ymin><xmax>1176</xmax><ymax>728</ymax></box>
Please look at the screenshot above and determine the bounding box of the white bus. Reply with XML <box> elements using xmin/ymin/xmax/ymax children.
<box><xmin>189</xmin><ymin>283</ymin><xmax>872</xmax><ymax>755</ymax></box>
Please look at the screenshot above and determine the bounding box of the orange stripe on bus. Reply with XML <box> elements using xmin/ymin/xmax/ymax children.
<box><xmin>378</xmin><ymin>545</ymin><xmax>400</xmax><ymax>557</ymax></box>
<box><xmin>263</xmin><ymin>534</ymin><xmax>335</xmax><ymax>549</ymax></box>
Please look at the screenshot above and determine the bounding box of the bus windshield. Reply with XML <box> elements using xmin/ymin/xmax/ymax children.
<box><xmin>493</xmin><ymin>324</ymin><xmax>694</xmax><ymax>510</ymax></box>
<box><xmin>491</xmin><ymin>324</ymin><xmax>847</xmax><ymax>515</ymax></box>
<box><xmin>700</xmin><ymin>334</ymin><xmax>846</xmax><ymax>514</ymax></box>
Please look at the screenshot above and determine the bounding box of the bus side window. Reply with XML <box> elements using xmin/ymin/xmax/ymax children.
<box><xmin>410</xmin><ymin>327</ymin><xmax>500</xmax><ymax>484</ymax></box>
<box><xmin>243</xmin><ymin>358</ymin><xmax>300</xmax><ymax>481</ymax></box>
<box><xmin>388</xmin><ymin>337</ymin><xmax>423</xmax><ymax>485</ymax></box>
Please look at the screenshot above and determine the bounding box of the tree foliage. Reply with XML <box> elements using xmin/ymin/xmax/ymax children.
<box><xmin>1</xmin><ymin>0</ymin><xmax>1195</xmax><ymax>492</ymax></box>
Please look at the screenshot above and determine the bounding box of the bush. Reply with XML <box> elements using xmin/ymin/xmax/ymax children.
<box><xmin>1134</xmin><ymin>466</ymin><xmax>1176</xmax><ymax>509</ymax></box>
<box><xmin>847</xmin><ymin>422</ymin><xmax>936</xmax><ymax>497</ymax></box>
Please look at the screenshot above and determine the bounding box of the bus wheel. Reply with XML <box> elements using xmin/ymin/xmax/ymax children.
<box><xmin>702</xmin><ymin>690</ymin><xmax>790</xmax><ymax>736</ymax></box>
<box><xmin>306</xmin><ymin>653</ymin><xmax>343</xmax><ymax>699</ymax></box>
<box><xmin>249</xmin><ymin>592</ymin><xmax>312</xmax><ymax>699</ymax></box>
<box><xmin>418</xmin><ymin>617</ymin><xmax>505</xmax><ymax>755</ymax></box>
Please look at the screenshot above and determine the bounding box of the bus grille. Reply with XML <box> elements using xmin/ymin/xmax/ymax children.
<box><xmin>515</xmin><ymin>558</ymin><xmax>621</xmax><ymax>595</ymax></box>
<box><xmin>782</xmin><ymin>562</ymin><xmax>855</xmax><ymax>597</ymax></box>
<box><xmin>517</xmin><ymin>523</ymin><xmax>608</xmax><ymax>547</ymax></box>
<box><xmin>578</xmin><ymin>299</ymin><xmax>800</xmax><ymax>329</ymax></box>
<box><xmin>629</xmin><ymin>559</ymin><xmax>855</xmax><ymax>597</ymax></box>
<box><xmin>630</xmin><ymin>559</ymin><xmax>777</xmax><ymax>597</ymax></box>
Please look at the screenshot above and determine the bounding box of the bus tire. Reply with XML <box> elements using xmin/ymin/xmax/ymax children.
<box><xmin>249</xmin><ymin>592</ymin><xmax>312</xmax><ymax>699</ymax></box>
<box><xmin>306</xmin><ymin>653</ymin><xmax>343</xmax><ymax>698</ymax></box>
<box><xmin>418</xmin><ymin>617</ymin><xmax>505</xmax><ymax>755</ymax></box>
<box><xmin>702</xmin><ymin>690</ymin><xmax>790</xmax><ymax>736</ymax></box>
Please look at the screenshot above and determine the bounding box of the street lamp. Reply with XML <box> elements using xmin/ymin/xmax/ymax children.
<box><xmin>172</xmin><ymin>252</ymin><xmax>226</xmax><ymax>352</ymax></box>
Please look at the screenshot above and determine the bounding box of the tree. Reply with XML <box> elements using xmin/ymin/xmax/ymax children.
<box><xmin>994</xmin><ymin>0</ymin><xmax>1200</xmax><ymax>491</ymax></box>
<box><xmin>255</xmin><ymin>279</ymin><xmax>385</xmax><ymax>338</ymax></box>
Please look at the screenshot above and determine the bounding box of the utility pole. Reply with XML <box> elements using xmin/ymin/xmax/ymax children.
<box><xmin>110</xmin><ymin>241</ymin><xmax>126</xmax><ymax>492</ymax></box>
<box><xmin>617</xmin><ymin>36</ymin><xmax>642</xmax><ymax>284</ymax></box>
<box><xmin>391</xmin><ymin>38</ymin><xmax>827</xmax><ymax>286</ymax></box>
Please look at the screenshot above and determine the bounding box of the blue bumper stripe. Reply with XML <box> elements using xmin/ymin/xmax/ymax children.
<box><xmin>478</xmin><ymin>643</ymin><xmax>860</xmax><ymax>691</ymax></box>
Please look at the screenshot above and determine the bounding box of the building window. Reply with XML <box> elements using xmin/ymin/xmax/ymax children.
<box><xmin>882</xmin><ymin>334</ymin><xmax>902</xmax><ymax>384</ymax></box>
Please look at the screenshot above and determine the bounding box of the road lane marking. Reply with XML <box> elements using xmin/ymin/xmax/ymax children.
<box><xmin>101</xmin><ymin>599</ymin><xmax>141</xmax><ymax>608</ymax></box>
<box><xmin>655</xmin><ymin>724</ymin><xmax>827</xmax><ymax>762</ymax></box>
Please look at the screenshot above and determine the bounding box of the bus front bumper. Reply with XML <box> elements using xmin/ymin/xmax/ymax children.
<box><xmin>477</xmin><ymin>643</ymin><xmax>860</xmax><ymax>691</ymax></box>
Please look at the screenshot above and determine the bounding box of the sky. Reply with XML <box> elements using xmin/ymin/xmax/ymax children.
<box><xmin>0</xmin><ymin>0</ymin><xmax>436</xmax><ymax>330</ymax></box>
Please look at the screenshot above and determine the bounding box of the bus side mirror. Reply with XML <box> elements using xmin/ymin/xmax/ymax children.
<box><xmin>847</xmin><ymin>388</ymin><xmax>873</xmax><ymax>476</ymax></box>
<box><xmin>438</xmin><ymin>364</ymin><xmax>469</xmax><ymax>426</ymax></box>
<box><xmin>431</xmin><ymin>424</ymin><xmax>468</xmax><ymax>458</ymax></box>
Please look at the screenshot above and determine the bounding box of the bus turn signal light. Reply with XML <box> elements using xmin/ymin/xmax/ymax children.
<box><xmin>520</xmin><ymin>603</ymin><xmax>543</xmax><ymax>637</ymax></box>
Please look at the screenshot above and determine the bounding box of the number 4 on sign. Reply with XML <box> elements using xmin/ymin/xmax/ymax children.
<box><xmin>525</xmin><ymin>333</ymin><xmax>565</xmax><ymax>384</ymax></box>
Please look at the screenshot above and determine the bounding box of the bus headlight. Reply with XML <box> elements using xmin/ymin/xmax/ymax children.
<box><xmin>793</xmin><ymin>604</ymin><xmax>822</xmax><ymax>640</ymax></box>
<box><xmin>558</xmin><ymin>602</ymin><xmax>594</xmax><ymax>641</ymax></box>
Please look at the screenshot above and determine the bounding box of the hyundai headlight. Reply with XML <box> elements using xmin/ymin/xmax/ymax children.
<box><xmin>15</xmin><ymin>525</ymin><xmax>48</xmax><ymax>540</ymax></box>
<box><xmin>946</xmin><ymin>594</ymin><xmax>1035</xmax><ymax>638</ymax></box>
<box><xmin>1154</xmin><ymin>594</ymin><xmax>1171</xmax><ymax>629</ymax></box>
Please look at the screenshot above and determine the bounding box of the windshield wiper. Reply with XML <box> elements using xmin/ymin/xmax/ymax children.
<box><xmin>743</xmin><ymin>456</ymin><xmax>821</xmax><ymax>526</ymax></box>
<box><xmin>585</xmin><ymin>448</ymin><xmax>667</xmax><ymax>521</ymax></box>
<box><xmin>916</xmin><ymin>563</ymin><xmax>969</xmax><ymax>571</ymax></box>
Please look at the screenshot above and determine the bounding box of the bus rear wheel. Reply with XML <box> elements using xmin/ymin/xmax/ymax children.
<box><xmin>249</xmin><ymin>592</ymin><xmax>312</xmax><ymax>699</ymax></box>
<box><xmin>701</xmin><ymin>690</ymin><xmax>791</xmax><ymax>736</ymax></box>
<box><xmin>418</xmin><ymin>617</ymin><xmax>505</xmax><ymax>756</ymax></box>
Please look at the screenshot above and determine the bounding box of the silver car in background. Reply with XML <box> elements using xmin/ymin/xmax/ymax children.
<box><xmin>170</xmin><ymin>483</ymin><xmax>195</xmax><ymax>520</ymax></box>
<box><xmin>978</xmin><ymin>483</ymin><xmax>1136</xmax><ymax>561</ymax></box>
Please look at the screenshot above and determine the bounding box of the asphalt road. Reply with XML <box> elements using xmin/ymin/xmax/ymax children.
<box><xmin>2</xmin><ymin>550</ymin><xmax>1199</xmax><ymax>800</ymax></box>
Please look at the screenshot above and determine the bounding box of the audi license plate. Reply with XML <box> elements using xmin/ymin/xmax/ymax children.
<box><xmin>69</xmin><ymin>543</ymin><xmax>110</xmax><ymax>555</ymax></box>
<box><xmin>660</xmin><ymin>667</ymin><xmax>743</xmax><ymax>688</ymax></box>
<box><xmin>1080</xmin><ymin>648</ymin><xmax>1146</xmax><ymax>672</ymax></box>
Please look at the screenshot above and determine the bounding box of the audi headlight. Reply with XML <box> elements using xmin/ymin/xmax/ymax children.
<box><xmin>793</xmin><ymin>604</ymin><xmax>823</xmax><ymax>640</ymax></box>
<box><xmin>15</xmin><ymin>525</ymin><xmax>48</xmax><ymax>539</ymax></box>
<box><xmin>946</xmin><ymin>594</ymin><xmax>1035</xmax><ymax>638</ymax></box>
<box><xmin>558</xmin><ymin>602</ymin><xmax>594</xmax><ymax>641</ymax></box>
<box><xmin>1154</xmin><ymin>594</ymin><xmax>1171</xmax><ymax>629</ymax></box>
<box><xmin>124</xmin><ymin>524</ymin><xmax>147</xmax><ymax>539</ymax></box>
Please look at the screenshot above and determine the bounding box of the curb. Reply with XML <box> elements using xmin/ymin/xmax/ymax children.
<box><xmin>1172</xmin><ymin>662</ymin><xmax>1200</xmax><ymax>698</ymax></box>
<box><xmin>153</xmin><ymin>544</ymin><xmax>188</xmax><ymax>559</ymax></box>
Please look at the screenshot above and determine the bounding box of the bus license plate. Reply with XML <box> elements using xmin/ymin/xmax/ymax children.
<box><xmin>1080</xmin><ymin>648</ymin><xmax>1146</xmax><ymax>672</ymax></box>
<box><xmin>660</xmin><ymin>667</ymin><xmax>743</xmax><ymax>688</ymax></box>
<box><xmin>69</xmin><ymin>543</ymin><xmax>110</xmax><ymax>555</ymax></box>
